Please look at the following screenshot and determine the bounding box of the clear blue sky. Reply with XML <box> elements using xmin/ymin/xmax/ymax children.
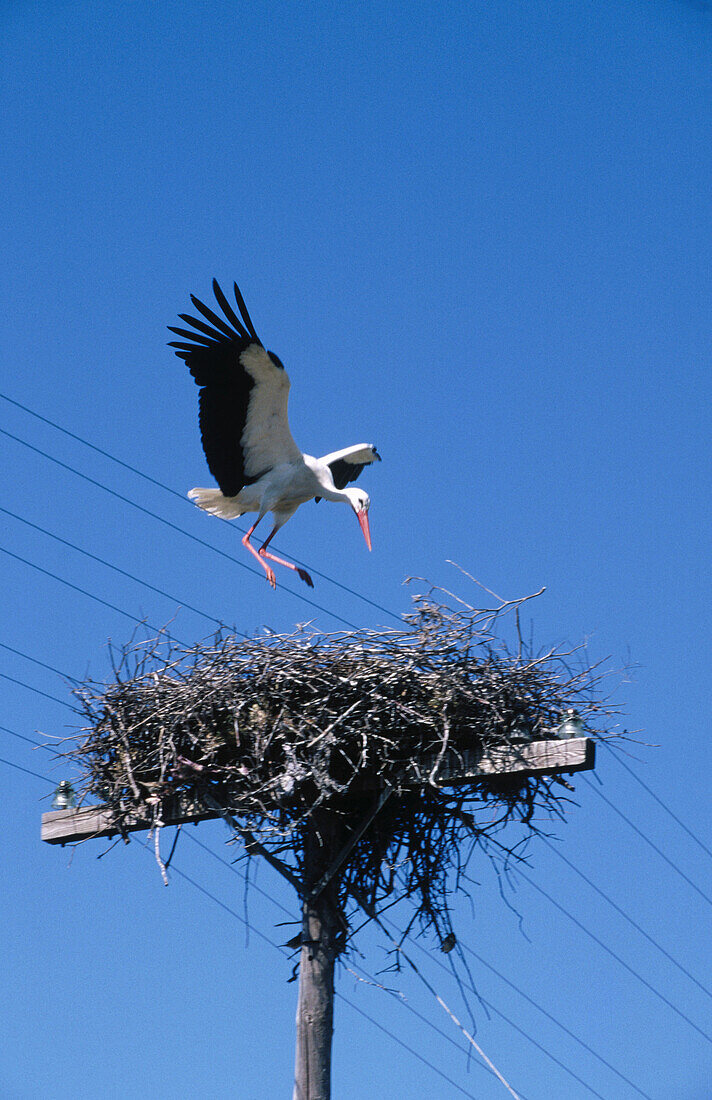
<box><xmin>2</xmin><ymin>1</ymin><xmax>711</xmax><ymax>1096</ymax></box>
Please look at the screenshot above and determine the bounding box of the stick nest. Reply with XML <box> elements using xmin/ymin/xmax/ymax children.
<box><xmin>63</xmin><ymin>583</ymin><xmax>617</xmax><ymax>945</ymax></box>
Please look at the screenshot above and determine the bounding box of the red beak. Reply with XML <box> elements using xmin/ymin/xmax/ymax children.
<box><xmin>357</xmin><ymin>508</ymin><xmax>372</xmax><ymax>551</ymax></box>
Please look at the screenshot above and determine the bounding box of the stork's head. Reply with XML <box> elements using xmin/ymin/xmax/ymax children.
<box><xmin>344</xmin><ymin>488</ymin><xmax>372</xmax><ymax>551</ymax></box>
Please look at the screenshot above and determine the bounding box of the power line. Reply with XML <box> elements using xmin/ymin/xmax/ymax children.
<box><xmin>517</xmin><ymin>867</ymin><xmax>712</xmax><ymax>1046</ymax></box>
<box><xmin>186</xmin><ymin>833</ymin><xmax>606</xmax><ymax>1100</ymax></box>
<box><xmin>0</xmin><ymin>638</ymin><xmax>87</xmax><ymax>712</ymax></box>
<box><xmin>0</xmin><ymin>724</ymin><xmax>51</xmax><ymax>751</ymax></box>
<box><xmin>0</xmin><ymin>761</ymin><xmax>482</xmax><ymax>1098</ymax></box>
<box><xmin>541</xmin><ymin>836</ymin><xmax>712</xmax><ymax>1003</ymax></box>
<box><xmin>0</xmin><ymin>425</ymin><xmax>364</xmax><ymax>631</ymax></box>
<box><xmin>8</xmin><ymin>759</ymin><xmax>658</xmax><ymax>1097</ymax></box>
<box><xmin>10</xmin><ymin>764</ymin><xmax>699</xmax><ymax>1098</ymax></box>
<box><xmin>10</xmin><ymin>751</ymin><xmax>514</xmax><ymax>1096</ymax></box>
<box><xmin>339</xmin><ymin>995</ymin><xmax>481</xmax><ymax>1100</ymax></box>
<box><xmin>349</xmin><ymin>899</ymin><xmax>523</xmax><ymax>1098</ymax></box>
<box><xmin>163</xmin><ymin>857</ymin><xmax>482</xmax><ymax>1099</ymax></box>
<box><xmin>352</xmin><ymin>920</ymin><xmax>601</xmax><ymax>1100</ymax></box>
<box><xmin>460</xmin><ymin>943</ymin><xmax>653</xmax><ymax>1100</ymax></box>
<box><xmin>380</xmin><ymin>903</ymin><xmax>652</xmax><ymax>1100</ymax></box>
<box><xmin>0</xmin><ymin>668</ymin><xmax>77</xmax><ymax>710</ymax></box>
<box><xmin>1</xmin><ymin>519</ymin><xmax>700</xmax><ymax>1092</ymax></box>
<box><xmin>601</xmin><ymin>742</ymin><xmax>712</xmax><ymax>863</ymax></box>
<box><xmin>474</xmin><ymin>992</ymin><xmax>606</xmax><ymax>1100</ymax></box>
<box><xmin>0</xmin><ymin>504</ymin><xmax>238</xmax><ymax>635</ymax></box>
<box><xmin>0</xmin><ymin>392</ymin><xmax>185</xmax><ymax>500</ymax></box>
<box><xmin>346</xmin><ymin>970</ymin><xmax>502</xmax><ymax>1087</ymax></box>
<box><xmin>0</xmin><ymin>754</ymin><xmax>53</xmax><ymax>783</ymax></box>
<box><xmin>0</xmin><ymin>541</ymin><xmax>179</xmax><ymax>640</ymax></box>
<box><xmin>187</xmin><ymin>833</ymin><xmax>515</xmax><ymax>1090</ymax></box>
<box><xmin>0</xmin><ymin>640</ymin><xmax>79</xmax><ymax>683</ymax></box>
<box><xmin>582</xmin><ymin>775</ymin><xmax>712</xmax><ymax>910</ymax></box>
<box><xmin>191</xmin><ymin>832</ymin><xmax>575</xmax><ymax>1096</ymax></box>
<box><xmin>0</xmin><ymin>394</ymin><xmax>403</xmax><ymax>625</ymax></box>
<box><xmin>0</xmin><ymin>758</ymin><xmax>485</xmax><ymax>1099</ymax></box>
<box><xmin>6</xmin><ymin>623</ymin><xmax>710</xmax><ymax>1066</ymax></box>
<box><xmin>7</xmin><ymin>767</ymin><xmax>485</xmax><ymax>1099</ymax></box>
<box><xmin>186</xmin><ymin>822</ymin><xmax>651</xmax><ymax>1098</ymax></box>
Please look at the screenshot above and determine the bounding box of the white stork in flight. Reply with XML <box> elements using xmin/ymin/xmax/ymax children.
<box><xmin>169</xmin><ymin>279</ymin><xmax>380</xmax><ymax>589</ymax></box>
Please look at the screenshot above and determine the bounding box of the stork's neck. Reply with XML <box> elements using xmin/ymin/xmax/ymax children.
<box><xmin>308</xmin><ymin>457</ymin><xmax>354</xmax><ymax>505</ymax></box>
<box><xmin>318</xmin><ymin>483</ymin><xmax>353</xmax><ymax>505</ymax></box>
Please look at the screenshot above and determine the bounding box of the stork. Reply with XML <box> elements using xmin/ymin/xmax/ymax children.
<box><xmin>168</xmin><ymin>279</ymin><xmax>380</xmax><ymax>589</ymax></box>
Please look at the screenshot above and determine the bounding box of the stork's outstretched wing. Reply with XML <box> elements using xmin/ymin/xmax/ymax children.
<box><xmin>169</xmin><ymin>279</ymin><xmax>301</xmax><ymax>496</ymax></box>
<box><xmin>317</xmin><ymin>443</ymin><xmax>381</xmax><ymax>494</ymax></box>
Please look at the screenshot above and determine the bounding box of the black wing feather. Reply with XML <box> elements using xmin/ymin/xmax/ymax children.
<box><xmin>212</xmin><ymin>278</ymin><xmax>249</xmax><ymax>339</ymax></box>
<box><xmin>177</xmin><ymin>313</ymin><xmax>229</xmax><ymax>343</ymax></box>
<box><xmin>198</xmin><ymin>374</ymin><xmax>253</xmax><ymax>497</ymax></box>
<box><xmin>328</xmin><ymin>458</ymin><xmax>368</xmax><ymax>490</ymax></box>
<box><xmin>168</xmin><ymin>325</ymin><xmax>220</xmax><ymax>346</ymax></box>
<box><xmin>169</xmin><ymin>280</ymin><xmax>264</xmax><ymax>496</ymax></box>
<box><xmin>234</xmin><ymin>282</ymin><xmax>260</xmax><ymax>340</ymax></box>
<box><xmin>189</xmin><ymin>295</ymin><xmax>243</xmax><ymax>342</ymax></box>
<box><xmin>169</xmin><ymin>341</ymin><xmax>209</xmax><ymax>353</ymax></box>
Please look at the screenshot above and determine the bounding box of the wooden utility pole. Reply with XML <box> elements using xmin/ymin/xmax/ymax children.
<box><xmin>293</xmin><ymin>814</ymin><xmax>343</xmax><ymax>1100</ymax></box>
<box><xmin>42</xmin><ymin>736</ymin><xmax>595</xmax><ymax>1099</ymax></box>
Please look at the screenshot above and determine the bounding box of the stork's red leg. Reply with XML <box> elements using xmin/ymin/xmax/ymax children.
<box><xmin>259</xmin><ymin>527</ymin><xmax>314</xmax><ymax>588</ymax></box>
<box><xmin>242</xmin><ymin>519</ymin><xmax>277</xmax><ymax>588</ymax></box>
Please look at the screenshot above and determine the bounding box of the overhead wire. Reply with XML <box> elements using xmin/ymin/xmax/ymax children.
<box><xmin>0</xmin><ymin>639</ymin><xmax>79</xmax><ymax>683</ymax></box>
<box><xmin>162</xmin><ymin>858</ymin><xmax>483</xmax><ymax>1100</ymax></box>
<box><xmin>4</xmin><ymin>409</ymin><xmax>709</xmax><ymax>977</ymax></box>
<box><xmin>9</xmin><ymin>391</ymin><xmax>711</xmax><ymax>892</ymax></box>
<box><xmin>0</xmin><ymin>541</ymin><xmax>182</xmax><ymax>642</ymax></box>
<box><xmin>516</xmin><ymin>867</ymin><xmax>712</xmax><ymax>1046</ymax></box>
<box><xmin>6</xmin><ymin>508</ymin><xmax>708</xmax><ymax>1009</ymax></box>
<box><xmin>339</xmin><ymin>995</ymin><xmax>482</xmax><ymax>1100</ymax></box>
<box><xmin>190</xmin><ymin>833</ymin><xmax>538</xmax><ymax>1094</ymax></box>
<box><xmin>0</xmin><ymin>668</ymin><xmax>77</xmax><ymax>710</ymax></box>
<box><xmin>186</xmin><ymin>832</ymin><xmax>610</xmax><ymax>1100</ymax></box>
<box><xmin>184</xmin><ymin>833</ymin><xmax>523</xmax><ymax>1098</ymax></box>
<box><xmin>0</xmin><ymin>392</ymin><xmax>404</xmax><ymax>625</ymax></box>
<box><xmin>1</xmin><ymin>630</ymin><xmax>706</xmax><ymax>1083</ymax></box>
<box><xmin>470</xmin><ymin>991</ymin><xmax>607</xmax><ymax>1100</ymax></box>
<box><xmin>460</xmin><ymin>943</ymin><xmax>653</xmax><ymax>1100</ymax></box>
<box><xmin>0</xmin><ymin>425</ymin><xmax>363</xmax><ymax>632</ymax></box>
<box><xmin>0</xmin><ymin>724</ymin><xmax>52</xmax><ymax>751</ymax></box>
<box><xmin>347</xmin><ymin>895</ymin><xmax>523</xmax><ymax>1098</ymax></box>
<box><xmin>601</xmin><ymin>741</ymin><xmax>712</xmax><ymax>863</ymax></box>
<box><xmin>4</xmin><ymin>759</ymin><xmax>484</xmax><ymax>1098</ymax></box>
<box><xmin>0</xmin><ymin>754</ymin><xmax>53</xmax><ymax>783</ymax></box>
<box><xmin>187</xmin><ymin>833</ymin><xmax>500</xmax><ymax>1084</ymax></box>
<box><xmin>6</xmin><ymin>400</ymin><xmax>710</xmax><ymax>907</ymax></box>
<box><xmin>0</xmin><ymin>504</ymin><xmax>238</xmax><ymax>635</ymax></box>
<box><xmin>4</xmin><ymin>618</ymin><xmax>711</xmax><ymax>1071</ymax></box>
<box><xmin>582</xmin><ymin>775</ymin><xmax>712</xmax><ymax>910</ymax></box>
<box><xmin>541</xmin><ymin>835</ymin><xmax>712</xmax><ymax>1003</ymax></box>
<box><xmin>0</xmin><ymin>743</ymin><xmax>685</xmax><ymax>1097</ymax></box>
<box><xmin>371</xmin><ymin>901</ymin><xmax>653</xmax><ymax>1100</ymax></box>
<box><xmin>2</xmin><ymin>394</ymin><xmax>709</xmax><ymax>1087</ymax></box>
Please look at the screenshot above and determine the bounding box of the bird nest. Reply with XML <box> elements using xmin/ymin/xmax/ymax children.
<box><xmin>62</xmin><ymin>582</ymin><xmax>617</xmax><ymax>946</ymax></box>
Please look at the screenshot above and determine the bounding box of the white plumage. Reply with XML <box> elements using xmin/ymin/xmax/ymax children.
<box><xmin>169</xmin><ymin>280</ymin><xmax>380</xmax><ymax>589</ymax></box>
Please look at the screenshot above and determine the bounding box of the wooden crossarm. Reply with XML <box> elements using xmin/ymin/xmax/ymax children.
<box><xmin>41</xmin><ymin>797</ymin><xmax>219</xmax><ymax>845</ymax></box>
<box><xmin>419</xmin><ymin>735</ymin><xmax>595</xmax><ymax>785</ymax></box>
<box><xmin>41</xmin><ymin>738</ymin><xmax>595</xmax><ymax>845</ymax></box>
